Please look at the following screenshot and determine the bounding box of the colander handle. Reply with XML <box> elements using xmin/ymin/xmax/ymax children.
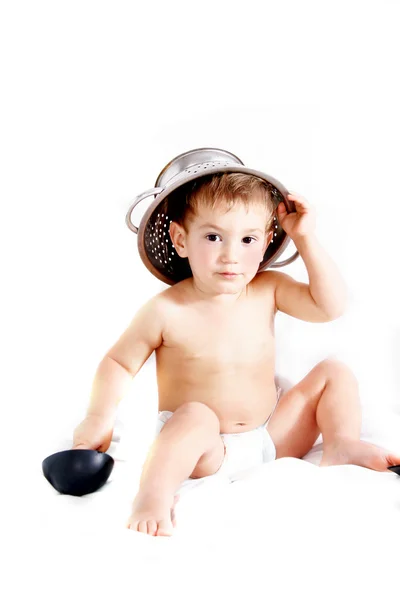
<box><xmin>269</xmin><ymin>197</ymin><xmax>299</xmax><ymax>268</ymax></box>
<box><xmin>270</xmin><ymin>249</ymin><xmax>300</xmax><ymax>269</ymax></box>
<box><xmin>125</xmin><ymin>187</ymin><xmax>165</xmax><ymax>234</ymax></box>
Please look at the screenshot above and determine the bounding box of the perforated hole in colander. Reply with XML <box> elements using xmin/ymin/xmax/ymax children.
<box><xmin>185</xmin><ymin>161</ymin><xmax>230</xmax><ymax>175</ymax></box>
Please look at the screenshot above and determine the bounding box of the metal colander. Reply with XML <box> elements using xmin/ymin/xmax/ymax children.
<box><xmin>126</xmin><ymin>147</ymin><xmax>299</xmax><ymax>286</ymax></box>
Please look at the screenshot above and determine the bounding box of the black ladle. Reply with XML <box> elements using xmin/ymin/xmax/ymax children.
<box><xmin>387</xmin><ymin>465</ymin><xmax>400</xmax><ymax>476</ymax></box>
<box><xmin>42</xmin><ymin>449</ymin><xmax>114</xmax><ymax>496</ymax></box>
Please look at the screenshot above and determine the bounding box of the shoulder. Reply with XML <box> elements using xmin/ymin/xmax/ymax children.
<box><xmin>250</xmin><ymin>270</ymin><xmax>280</xmax><ymax>296</ymax></box>
<box><xmin>248</xmin><ymin>271</ymin><xmax>279</xmax><ymax>314</ymax></box>
<box><xmin>251</xmin><ymin>269</ymin><xmax>304</xmax><ymax>308</ymax></box>
<box><xmin>251</xmin><ymin>270</ymin><xmax>294</xmax><ymax>294</ymax></box>
<box><xmin>153</xmin><ymin>279</ymin><xmax>190</xmax><ymax>316</ymax></box>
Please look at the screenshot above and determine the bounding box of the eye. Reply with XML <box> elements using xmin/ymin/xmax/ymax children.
<box><xmin>206</xmin><ymin>234</ymin><xmax>221</xmax><ymax>242</ymax></box>
<box><xmin>242</xmin><ymin>237</ymin><xmax>256</xmax><ymax>244</ymax></box>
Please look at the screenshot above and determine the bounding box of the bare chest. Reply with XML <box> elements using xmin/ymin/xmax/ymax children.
<box><xmin>162</xmin><ymin>299</ymin><xmax>274</xmax><ymax>366</ymax></box>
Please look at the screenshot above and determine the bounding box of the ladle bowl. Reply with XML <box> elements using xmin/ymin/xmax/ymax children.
<box><xmin>42</xmin><ymin>449</ymin><xmax>114</xmax><ymax>496</ymax></box>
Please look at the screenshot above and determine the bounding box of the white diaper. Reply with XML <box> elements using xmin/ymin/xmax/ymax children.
<box><xmin>154</xmin><ymin>386</ymin><xmax>282</xmax><ymax>494</ymax></box>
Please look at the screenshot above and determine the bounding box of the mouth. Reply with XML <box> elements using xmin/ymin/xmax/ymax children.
<box><xmin>218</xmin><ymin>272</ymin><xmax>240</xmax><ymax>279</ymax></box>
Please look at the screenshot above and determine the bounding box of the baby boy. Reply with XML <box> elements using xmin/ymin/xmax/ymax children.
<box><xmin>72</xmin><ymin>172</ymin><xmax>400</xmax><ymax>536</ymax></box>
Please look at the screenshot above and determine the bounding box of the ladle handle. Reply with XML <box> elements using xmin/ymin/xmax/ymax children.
<box><xmin>125</xmin><ymin>187</ymin><xmax>165</xmax><ymax>234</ymax></box>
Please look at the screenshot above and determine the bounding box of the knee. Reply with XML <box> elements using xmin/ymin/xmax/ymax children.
<box><xmin>176</xmin><ymin>401</ymin><xmax>220</xmax><ymax>433</ymax></box>
<box><xmin>318</xmin><ymin>359</ymin><xmax>358</xmax><ymax>386</ymax></box>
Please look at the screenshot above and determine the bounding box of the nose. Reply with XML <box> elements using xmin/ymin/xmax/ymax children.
<box><xmin>220</xmin><ymin>240</ymin><xmax>239</xmax><ymax>264</ymax></box>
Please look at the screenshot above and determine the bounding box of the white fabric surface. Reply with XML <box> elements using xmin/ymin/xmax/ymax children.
<box><xmin>25</xmin><ymin>402</ymin><xmax>400</xmax><ymax>600</ymax></box>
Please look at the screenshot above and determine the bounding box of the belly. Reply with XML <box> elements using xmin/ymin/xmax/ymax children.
<box><xmin>156</xmin><ymin>357</ymin><xmax>278</xmax><ymax>434</ymax></box>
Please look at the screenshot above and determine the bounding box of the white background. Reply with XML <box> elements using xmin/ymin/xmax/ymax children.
<box><xmin>1</xmin><ymin>0</ymin><xmax>400</xmax><ymax>473</ymax></box>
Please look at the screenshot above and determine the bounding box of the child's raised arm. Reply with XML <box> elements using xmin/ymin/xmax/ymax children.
<box><xmin>274</xmin><ymin>191</ymin><xmax>348</xmax><ymax>321</ymax></box>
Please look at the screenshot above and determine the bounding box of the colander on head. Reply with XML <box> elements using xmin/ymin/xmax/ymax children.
<box><xmin>125</xmin><ymin>147</ymin><xmax>299</xmax><ymax>286</ymax></box>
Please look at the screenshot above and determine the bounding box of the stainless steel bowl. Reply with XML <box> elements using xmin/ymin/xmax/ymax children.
<box><xmin>126</xmin><ymin>147</ymin><xmax>299</xmax><ymax>285</ymax></box>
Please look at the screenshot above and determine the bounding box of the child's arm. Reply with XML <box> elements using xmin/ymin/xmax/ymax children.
<box><xmin>266</xmin><ymin>191</ymin><xmax>348</xmax><ymax>323</ymax></box>
<box><xmin>291</xmin><ymin>233</ymin><xmax>347</xmax><ymax>318</ymax></box>
<box><xmin>84</xmin><ymin>295</ymin><xmax>165</xmax><ymax>422</ymax></box>
<box><xmin>267</xmin><ymin>234</ymin><xmax>347</xmax><ymax>322</ymax></box>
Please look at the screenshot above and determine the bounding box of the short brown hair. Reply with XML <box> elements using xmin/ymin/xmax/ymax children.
<box><xmin>165</xmin><ymin>173</ymin><xmax>276</xmax><ymax>233</ymax></box>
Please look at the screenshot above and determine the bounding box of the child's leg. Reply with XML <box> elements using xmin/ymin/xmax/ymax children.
<box><xmin>127</xmin><ymin>401</ymin><xmax>225</xmax><ymax>536</ymax></box>
<box><xmin>267</xmin><ymin>359</ymin><xmax>400</xmax><ymax>470</ymax></box>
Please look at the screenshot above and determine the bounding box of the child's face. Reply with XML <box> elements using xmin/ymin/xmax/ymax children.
<box><xmin>170</xmin><ymin>200</ymin><xmax>273</xmax><ymax>295</ymax></box>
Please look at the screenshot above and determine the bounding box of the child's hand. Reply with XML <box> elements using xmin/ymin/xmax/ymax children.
<box><xmin>72</xmin><ymin>414</ymin><xmax>114</xmax><ymax>453</ymax></box>
<box><xmin>276</xmin><ymin>191</ymin><xmax>316</xmax><ymax>240</ymax></box>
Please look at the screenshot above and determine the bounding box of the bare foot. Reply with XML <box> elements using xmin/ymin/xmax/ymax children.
<box><xmin>126</xmin><ymin>491</ymin><xmax>180</xmax><ymax>536</ymax></box>
<box><xmin>320</xmin><ymin>437</ymin><xmax>400</xmax><ymax>472</ymax></box>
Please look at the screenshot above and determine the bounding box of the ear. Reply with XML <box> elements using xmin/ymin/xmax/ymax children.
<box><xmin>262</xmin><ymin>230</ymin><xmax>274</xmax><ymax>256</ymax></box>
<box><xmin>169</xmin><ymin>221</ymin><xmax>189</xmax><ymax>258</ymax></box>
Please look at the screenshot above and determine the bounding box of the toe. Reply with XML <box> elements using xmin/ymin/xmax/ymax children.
<box><xmin>138</xmin><ymin>521</ymin><xmax>148</xmax><ymax>534</ymax></box>
<box><xmin>147</xmin><ymin>519</ymin><xmax>158</xmax><ymax>536</ymax></box>
<box><xmin>157</xmin><ymin>519</ymin><xmax>173</xmax><ymax>536</ymax></box>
